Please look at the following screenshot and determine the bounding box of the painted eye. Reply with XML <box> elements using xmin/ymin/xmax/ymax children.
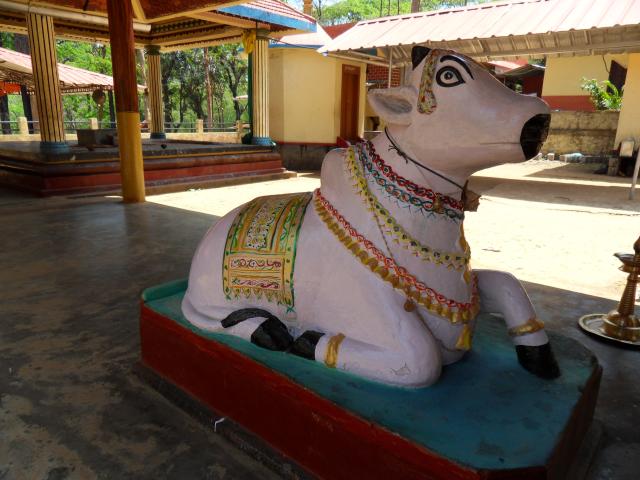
<box><xmin>436</xmin><ymin>66</ymin><xmax>465</xmax><ymax>87</ymax></box>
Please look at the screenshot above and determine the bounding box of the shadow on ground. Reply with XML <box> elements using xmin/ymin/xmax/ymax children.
<box><xmin>0</xmin><ymin>190</ymin><xmax>638</xmax><ymax>479</ymax></box>
<box><xmin>469</xmin><ymin>174</ymin><xmax>638</xmax><ymax>212</ymax></box>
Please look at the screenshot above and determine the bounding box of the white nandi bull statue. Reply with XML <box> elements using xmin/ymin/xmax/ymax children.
<box><xmin>182</xmin><ymin>47</ymin><xmax>559</xmax><ymax>387</ymax></box>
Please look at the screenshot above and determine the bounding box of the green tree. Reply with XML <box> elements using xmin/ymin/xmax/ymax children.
<box><xmin>295</xmin><ymin>0</ymin><xmax>492</xmax><ymax>25</ymax></box>
<box><xmin>161</xmin><ymin>44</ymin><xmax>248</xmax><ymax>129</ymax></box>
<box><xmin>581</xmin><ymin>78</ymin><xmax>623</xmax><ymax>111</ymax></box>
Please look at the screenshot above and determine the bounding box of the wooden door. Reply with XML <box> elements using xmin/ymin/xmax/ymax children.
<box><xmin>340</xmin><ymin>65</ymin><xmax>360</xmax><ymax>141</ymax></box>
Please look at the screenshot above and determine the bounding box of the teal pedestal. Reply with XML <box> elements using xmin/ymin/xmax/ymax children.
<box><xmin>140</xmin><ymin>280</ymin><xmax>601</xmax><ymax>479</ymax></box>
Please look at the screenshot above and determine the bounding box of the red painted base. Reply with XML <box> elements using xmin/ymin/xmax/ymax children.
<box><xmin>0</xmin><ymin>145</ymin><xmax>286</xmax><ymax>196</ymax></box>
<box><xmin>542</xmin><ymin>95</ymin><xmax>595</xmax><ymax>112</ymax></box>
<box><xmin>140</xmin><ymin>303</ymin><xmax>601</xmax><ymax>480</ymax></box>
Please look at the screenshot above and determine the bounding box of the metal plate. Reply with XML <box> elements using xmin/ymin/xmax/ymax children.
<box><xmin>578</xmin><ymin>314</ymin><xmax>640</xmax><ymax>347</ymax></box>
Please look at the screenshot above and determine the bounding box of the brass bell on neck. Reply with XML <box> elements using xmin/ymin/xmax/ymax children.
<box><xmin>579</xmin><ymin>235</ymin><xmax>640</xmax><ymax>345</ymax></box>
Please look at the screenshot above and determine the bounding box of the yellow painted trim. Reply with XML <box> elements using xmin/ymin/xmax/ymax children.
<box><xmin>152</xmin><ymin>27</ymin><xmax>243</xmax><ymax>49</ymax></box>
<box><xmin>188</xmin><ymin>12</ymin><xmax>268</xmax><ymax>30</ymax></box>
<box><xmin>141</xmin><ymin>1</ymin><xmax>249</xmax><ymax>24</ymax></box>
<box><xmin>131</xmin><ymin>0</ymin><xmax>147</xmax><ymax>21</ymax></box>
<box><xmin>324</xmin><ymin>333</ymin><xmax>346</xmax><ymax>368</ymax></box>
<box><xmin>116</xmin><ymin>111</ymin><xmax>145</xmax><ymax>202</ymax></box>
<box><xmin>159</xmin><ymin>35</ymin><xmax>243</xmax><ymax>52</ymax></box>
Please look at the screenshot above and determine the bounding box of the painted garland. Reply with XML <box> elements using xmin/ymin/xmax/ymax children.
<box><xmin>417</xmin><ymin>49</ymin><xmax>443</xmax><ymax>114</ymax></box>
<box><xmin>313</xmin><ymin>188</ymin><xmax>479</xmax><ymax>326</ymax></box>
<box><xmin>360</xmin><ymin>141</ymin><xmax>464</xmax><ymax>221</ymax></box>
<box><xmin>345</xmin><ymin>145</ymin><xmax>470</xmax><ymax>273</ymax></box>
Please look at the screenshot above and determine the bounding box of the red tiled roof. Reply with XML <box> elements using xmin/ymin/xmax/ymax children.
<box><xmin>324</xmin><ymin>23</ymin><xmax>356</xmax><ymax>39</ymax></box>
<box><xmin>246</xmin><ymin>0</ymin><xmax>315</xmax><ymax>23</ymax></box>
<box><xmin>0</xmin><ymin>47</ymin><xmax>144</xmax><ymax>93</ymax></box>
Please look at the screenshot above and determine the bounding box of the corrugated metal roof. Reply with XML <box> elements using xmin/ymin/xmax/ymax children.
<box><xmin>320</xmin><ymin>0</ymin><xmax>640</xmax><ymax>62</ymax></box>
<box><xmin>274</xmin><ymin>25</ymin><xmax>332</xmax><ymax>48</ymax></box>
<box><xmin>0</xmin><ymin>47</ymin><xmax>144</xmax><ymax>94</ymax></box>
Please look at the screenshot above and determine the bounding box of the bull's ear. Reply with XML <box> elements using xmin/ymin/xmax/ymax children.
<box><xmin>412</xmin><ymin>46</ymin><xmax>431</xmax><ymax>70</ymax></box>
<box><xmin>367</xmin><ymin>86</ymin><xmax>417</xmax><ymax>126</ymax></box>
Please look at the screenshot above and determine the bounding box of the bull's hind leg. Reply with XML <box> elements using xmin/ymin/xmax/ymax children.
<box><xmin>290</xmin><ymin>326</ymin><xmax>442</xmax><ymax>387</ymax></box>
<box><xmin>182</xmin><ymin>294</ymin><xmax>293</xmax><ymax>350</ymax></box>
<box><xmin>221</xmin><ymin>308</ymin><xmax>293</xmax><ymax>351</ymax></box>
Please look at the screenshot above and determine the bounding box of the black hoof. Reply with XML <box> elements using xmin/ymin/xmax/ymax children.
<box><xmin>516</xmin><ymin>343</ymin><xmax>561</xmax><ymax>379</ymax></box>
<box><xmin>290</xmin><ymin>330</ymin><xmax>324</xmax><ymax>360</ymax></box>
<box><xmin>251</xmin><ymin>317</ymin><xmax>293</xmax><ymax>351</ymax></box>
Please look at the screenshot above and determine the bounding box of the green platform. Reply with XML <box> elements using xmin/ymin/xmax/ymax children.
<box><xmin>143</xmin><ymin>279</ymin><xmax>598</xmax><ymax>471</ymax></box>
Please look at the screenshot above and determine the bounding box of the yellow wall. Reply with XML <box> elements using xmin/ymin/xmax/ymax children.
<box><xmin>542</xmin><ymin>54</ymin><xmax>628</xmax><ymax>96</ymax></box>
<box><xmin>268</xmin><ymin>48</ymin><xmax>366</xmax><ymax>144</ymax></box>
<box><xmin>615</xmin><ymin>53</ymin><xmax>640</xmax><ymax>147</ymax></box>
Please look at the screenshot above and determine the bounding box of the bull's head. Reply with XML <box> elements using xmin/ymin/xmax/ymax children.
<box><xmin>368</xmin><ymin>47</ymin><xmax>550</xmax><ymax>179</ymax></box>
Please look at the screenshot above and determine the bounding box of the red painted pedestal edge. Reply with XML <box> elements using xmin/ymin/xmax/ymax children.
<box><xmin>140</xmin><ymin>303</ymin><xmax>602</xmax><ymax>480</ymax></box>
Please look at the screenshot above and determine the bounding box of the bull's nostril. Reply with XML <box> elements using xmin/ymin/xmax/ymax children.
<box><xmin>520</xmin><ymin>114</ymin><xmax>550</xmax><ymax>160</ymax></box>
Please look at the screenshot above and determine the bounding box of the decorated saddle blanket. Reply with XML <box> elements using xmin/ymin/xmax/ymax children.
<box><xmin>223</xmin><ymin>192</ymin><xmax>312</xmax><ymax>310</ymax></box>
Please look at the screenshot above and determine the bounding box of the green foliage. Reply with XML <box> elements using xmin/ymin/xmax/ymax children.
<box><xmin>55</xmin><ymin>41</ymin><xmax>114</xmax><ymax>126</ymax></box>
<box><xmin>0</xmin><ymin>32</ymin><xmax>14</xmax><ymax>49</ymax></box>
<box><xmin>0</xmin><ymin>32</ymin><xmax>247</xmax><ymax>129</ymax></box>
<box><xmin>160</xmin><ymin>43</ymin><xmax>248</xmax><ymax>128</ymax></box>
<box><xmin>57</xmin><ymin>41</ymin><xmax>112</xmax><ymax>74</ymax></box>
<box><xmin>580</xmin><ymin>78</ymin><xmax>623</xmax><ymax>111</ymax></box>
<box><xmin>300</xmin><ymin>0</ymin><xmax>492</xmax><ymax>25</ymax></box>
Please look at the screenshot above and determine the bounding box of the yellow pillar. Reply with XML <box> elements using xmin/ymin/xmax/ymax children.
<box><xmin>615</xmin><ymin>53</ymin><xmax>640</xmax><ymax>147</ymax></box>
<box><xmin>251</xmin><ymin>30</ymin><xmax>272</xmax><ymax>146</ymax></box>
<box><xmin>107</xmin><ymin>0</ymin><xmax>145</xmax><ymax>202</ymax></box>
<box><xmin>145</xmin><ymin>45</ymin><xmax>165</xmax><ymax>140</ymax></box>
<box><xmin>26</xmin><ymin>12</ymin><xmax>68</xmax><ymax>152</ymax></box>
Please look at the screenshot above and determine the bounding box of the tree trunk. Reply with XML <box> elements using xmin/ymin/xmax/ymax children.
<box><xmin>0</xmin><ymin>97</ymin><xmax>10</xmax><ymax>134</ymax></box>
<box><xmin>0</xmin><ymin>34</ymin><xmax>11</xmax><ymax>134</ymax></box>
<box><xmin>136</xmin><ymin>49</ymin><xmax>150</xmax><ymax>125</ymax></box>
<box><xmin>204</xmin><ymin>47</ymin><xmax>214</xmax><ymax>130</ymax></box>
<box><xmin>411</xmin><ymin>0</ymin><xmax>421</xmax><ymax>13</ymax></box>
<box><xmin>13</xmin><ymin>34</ymin><xmax>33</xmax><ymax>132</ymax></box>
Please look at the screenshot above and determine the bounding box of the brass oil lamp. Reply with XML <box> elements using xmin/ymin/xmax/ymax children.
<box><xmin>579</xmin><ymin>235</ymin><xmax>640</xmax><ymax>345</ymax></box>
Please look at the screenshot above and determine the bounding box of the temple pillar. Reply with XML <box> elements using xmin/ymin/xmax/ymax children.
<box><xmin>145</xmin><ymin>45</ymin><xmax>165</xmax><ymax>139</ymax></box>
<box><xmin>26</xmin><ymin>12</ymin><xmax>67</xmax><ymax>152</ymax></box>
<box><xmin>251</xmin><ymin>30</ymin><xmax>272</xmax><ymax>146</ymax></box>
<box><xmin>107</xmin><ymin>0</ymin><xmax>145</xmax><ymax>202</ymax></box>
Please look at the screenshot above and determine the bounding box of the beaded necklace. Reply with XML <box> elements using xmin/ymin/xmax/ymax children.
<box><xmin>345</xmin><ymin>145</ymin><xmax>470</xmax><ymax>273</ymax></box>
<box><xmin>314</xmin><ymin>189</ymin><xmax>479</xmax><ymax>329</ymax></box>
<box><xmin>360</xmin><ymin>141</ymin><xmax>464</xmax><ymax>221</ymax></box>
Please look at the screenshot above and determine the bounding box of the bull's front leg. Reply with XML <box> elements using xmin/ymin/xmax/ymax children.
<box><xmin>476</xmin><ymin>269</ymin><xmax>560</xmax><ymax>379</ymax></box>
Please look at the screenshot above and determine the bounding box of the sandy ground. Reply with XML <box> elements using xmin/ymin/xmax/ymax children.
<box><xmin>148</xmin><ymin>161</ymin><xmax>640</xmax><ymax>303</ymax></box>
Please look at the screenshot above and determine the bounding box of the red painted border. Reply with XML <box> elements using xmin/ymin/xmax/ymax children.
<box><xmin>141</xmin><ymin>303</ymin><xmax>588</xmax><ymax>480</ymax></box>
<box><xmin>275</xmin><ymin>141</ymin><xmax>338</xmax><ymax>147</ymax></box>
<box><xmin>542</xmin><ymin>95</ymin><xmax>595</xmax><ymax>112</ymax></box>
<box><xmin>0</xmin><ymin>152</ymin><xmax>285</xmax><ymax>196</ymax></box>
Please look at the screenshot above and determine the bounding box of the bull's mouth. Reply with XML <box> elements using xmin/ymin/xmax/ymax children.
<box><xmin>520</xmin><ymin>114</ymin><xmax>550</xmax><ymax>159</ymax></box>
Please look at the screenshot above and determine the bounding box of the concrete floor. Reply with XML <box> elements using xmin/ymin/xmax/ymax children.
<box><xmin>0</xmin><ymin>191</ymin><xmax>280</xmax><ymax>480</ymax></box>
<box><xmin>1</xmin><ymin>163</ymin><xmax>639</xmax><ymax>479</ymax></box>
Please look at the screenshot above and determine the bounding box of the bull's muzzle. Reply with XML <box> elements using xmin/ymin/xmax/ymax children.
<box><xmin>520</xmin><ymin>114</ymin><xmax>550</xmax><ymax>160</ymax></box>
